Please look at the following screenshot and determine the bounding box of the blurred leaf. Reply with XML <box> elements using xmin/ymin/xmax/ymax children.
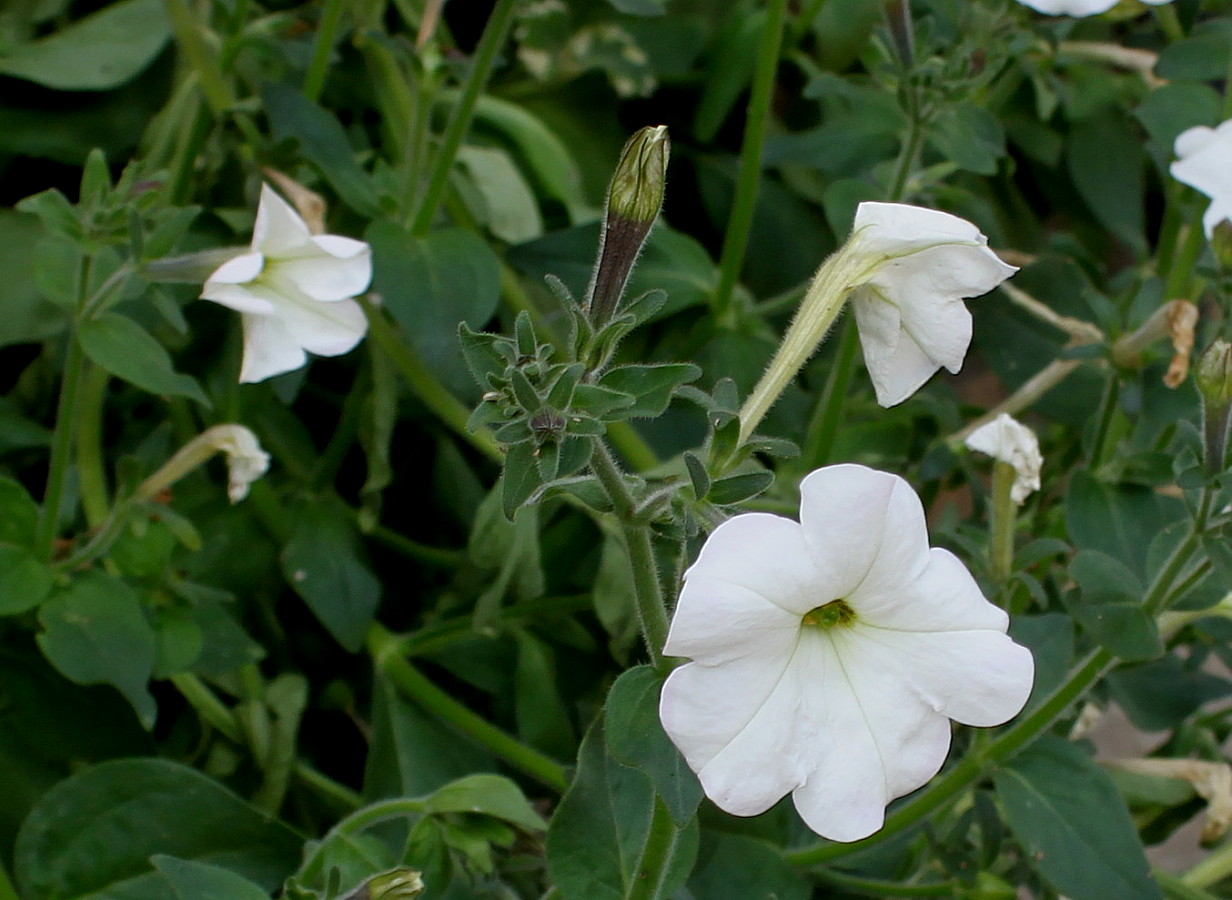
<box><xmin>1134</xmin><ymin>83</ymin><xmax>1222</xmax><ymax>152</ymax></box>
<box><xmin>1156</xmin><ymin>20</ymin><xmax>1232</xmax><ymax>82</ymax></box>
<box><xmin>1066</xmin><ymin>109</ymin><xmax>1145</xmax><ymax>251</ymax></box>
<box><xmin>36</xmin><ymin>572</ymin><xmax>157</xmax><ymax>729</ymax></box>
<box><xmin>605</xmin><ymin>666</ymin><xmax>702</xmax><ymax>827</ymax></box>
<box><xmin>995</xmin><ymin>736</ymin><xmax>1161</xmax><ymax>900</ymax></box>
<box><xmin>457</xmin><ymin>145</ymin><xmax>544</xmax><ymax>244</ymax></box>
<box><xmin>367</xmin><ymin>221</ymin><xmax>502</xmax><ymax>399</ymax></box>
<box><xmin>281</xmin><ymin>499</ymin><xmax>380</xmax><ymax>652</ymax></box>
<box><xmin>1009</xmin><ymin>614</ymin><xmax>1074</xmax><ymax>717</ymax></box>
<box><xmin>0</xmin><ymin>544</ymin><xmax>54</xmax><ymax>616</ymax></box>
<box><xmin>514</xmin><ymin>631</ymin><xmax>574</xmax><ymax>759</ymax></box>
<box><xmin>78</xmin><ymin>313</ymin><xmax>208</xmax><ymax>404</ymax></box>
<box><xmin>1108</xmin><ymin>654</ymin><xmax>1232</xmax><ymax>732</ymax></box>
<box><xmin>593</xmin><ymin>526</ymin><xmax>639</xmax><ymax>661</ymax></box>
<box><xmin>686</xmin><ymin>832</ymin><xmax>809</xmax><ymax>900</ymax></box>
<box><xmin>14</xmin><ymin>758</ymin><xmax>301</xmax><ymax>899</ymax></box>
<box><xmin>693</xmin><ymin>11</ymin><xmax>762</xmax><ymax>143</ymax></box>
<box><xmin>927</xmin><ymin>102</ymin><xmax>1005</xmax><ymax>175</ymax></box>
<box><xmin>1066</xmin><ymin>471</ymin><xmax>1179</xmax><ymax>580</ymax></box>
<box><xmin>262</xmin><ymin>82</ymin><xmax>383</xmax><ymax>218</ymax></box>
<box><xmin>152</xmin><ymin>855</ymin><xmax>270</xmax><ymax>900</ymax></box>
<box><xmin>0</xmin><ymin>476</ymin><xmax>41</xmax><ymax>548</ymax></box>
<box><xmin>424</xmin><ymin>774</ymin><xmax>547</xmax><ymax>831</ymax></box>
<box><xmin>1068</xmin><ymin>550</ymin><xmax>1161</xmax><ymax>662</ymax></box>
<box><xmin>546</xmin><ymin>715</ymin><xmax>699</xmax><ymax>900</ymax></box>
<box><xmin>0</xmin><ymin>0</ymin><xmax>169</xmax><ymax>90</ymax></box>
<box><xmin>604</xmin><ymin>0</ymin><xmax>666</xmax><ymax>14</ymax></box>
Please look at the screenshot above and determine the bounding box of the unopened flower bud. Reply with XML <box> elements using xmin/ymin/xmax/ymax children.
<box><xmin>135</xmin><ymin>424</ymin><xmax>270</xmax><ymax>504</ymax></box>
<box><xmin>342</xmin><ymin>867</ymin><xmax>425</xmax><ymax>900</ymax></box>
<box><xmin>586</xmin><ymin>125</ymin><xmax>670</xmax><ymax>326</ymax></box>
<box><xmin>1197</xmin><ymin>339</ymin><xmax>1232</xmax><ymax>473</ymax></box>
<box><xmin>1212</xmin><ymin>220</ymin><xmax>1232</xmax><ymax>274</ymax></box>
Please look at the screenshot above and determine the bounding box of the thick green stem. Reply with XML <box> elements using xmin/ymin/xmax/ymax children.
<box><xmin>1183</xmin><ymin>836</ymin><xmax>1232</xmax><ymax>889</ymax></box>
<box><xmin>75</xmin><ymin>364</ymin><xmax>110</xmax><ymax>528</ymax></box>
<box><xmin>36</xmin><ymin>331</ymin><xmax>87</xmax><ymax>561</ymax></box>
<box><xmin>800</xmin><ymin>317</ymin><xmax>859</xmax><ymax>468</ymax></box>
<box><xmin>297</xmin><ymin>796</ymin><xmax>431</xmax><ymax>885</ymax></box>
<box><xmin>303</xmin><ymin>0</ymin><xmax>346</xmax><ymax>102</ymax></box>
<box><xmin>360</xmin><ymin>298</ymin><xmax>503</xmax><ymax>463</ymax></box>
<box><xmin>816</xmin><ymin>869</ymin><xmax>956</xmax><ymax>897</ymax></box>
<box><xmin>990</xmin><ymin>460</ymin><xmax>1016</xmax><ymax>584</ymax></box>
<box><xmin>627</xmin><ymin>797</ymin><xmax>685</xmax><ymax>900</ymax></box>
<box><xmin>711</xmin><ymin>0</ymin><xmax>789</xmax><ymax>322</ymax></box>
<box><xmin>368</xmin><ymin>624</ymin><xmax>569</xmax><ymax>792</ymax></box>
<box><xmin>410</xmin><ymin>0</ymin><xmax>521</xmax><ymax>234</ymax></box>
<box><xmin>589</xmin><ymin>443</ymin><xmax>671</xmax><ymax>673</ymax></box>
<box><xmin>1164</xmin><ymin>222</ymin><xmax>1208</xmax><ymax>303</ymax></box>
<box><xmin>163</xmin><ymin>0</ymin><xmax>235</xmax><ymax>115</ymax></box>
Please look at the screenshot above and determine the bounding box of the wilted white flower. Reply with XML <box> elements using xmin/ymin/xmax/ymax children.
<box><xmin>964</xmin><ymin>413</ymin><xmax>1043</xmax><ymax>504</ymax></box>
<box><xmin>659</xmin><ymin>464</ymin><xmax>1034</xmax><ymax>842</ymax></box>
<box><xmin>1172</xmin><ymin>121</ymin><xmax>1232</xmax><ymax>238</ymax></box>
<box><xmin>201</xmin><ymin>184</ymin><xmax>373</xmax><ymax>383</ymax></box>
<box><xmin>1015</xmin><ymin>0</ymin><xmax>1173</xmax><ymax>16</ymax></box>
<box><xmin>848</xmin><ymin>203</ymin><xmax>1018</xmax><ymax>408</ymax></box>
<box><xmin>135</xmin><ymin>424</ymin><xmax>269</xmax><ymax>504</ymax></box>
<box><xmin>739</xmin><ymin>203</ymin><xmax>1015</xmax><ymax>441</ymax></box>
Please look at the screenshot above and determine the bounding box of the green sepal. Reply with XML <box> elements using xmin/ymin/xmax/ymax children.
<box><xmin>529</xmin><ymin>474</ymin><xmax>612</xmax><ymax>511</ymax></box>
<box><xmin>564</xmin><ymin>414</ymin><xmax>605</xmax><ymax>436</ymax></box>
<box><xmin>509</xmin><ymin>367</ymin><xmax>542</xmax><ymax>414</ymax></box>
<box><xmin>545</xmin><ymin>363</ymin><xmax>585</xmax><ymax>411</ymax></box>
<box><xmin>514</xmin><ymin>309</ymin><xmax>538</xmax><ymax>360</ymax></box>
<box><xmin>597</xmin><ymin>363</ymin><xmax>701</xmax><ymax>419</ymax></box>
<box><xmin>572</xmin><ymin>384</ymin><xmax>636</xmax><ymax>419</ymax></box>
<box><xmin>16</xmin><ymin>188</ymin><xmax>83</xmax><ymax>242</ymax></box>
<box><xmin>502</xmin><ymin>442</ymin><xmax>543</xmax><ymax>519</ymax></box>
<box><xmin>683</xmin><ymin>451</ymin><xmax>710</xmax><ymax>499</ymax></box>
<box><xmin>493</xmin><ymin>418</ymin><xmax>533</xmax><ymax>445</ymax></box>
<box><xmin>743</xmin><ymin>435</ymin><xmax>800</xmax><ymax>459</ymax></box>
<box><xmin>618</xmin><ymin>288</ymin><xmax>668</xmax><ymax>326</ymax></box>
<box><xmin>708</xmin><ymin>470</ymin><xmax>775</xmax><ymax>506</ymax></box>
<box><xmin>459</xmin><ymin>323</ymin><xmax>510</xmax><ymax>390</ymax></box>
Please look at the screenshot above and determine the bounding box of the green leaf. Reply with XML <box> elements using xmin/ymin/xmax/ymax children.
<box><xmin>1069</xmin><ymin>550</ymin><xmax>1160</xmax><ymax>661</ymax></box>
<box><xmin>1107</xmin><ymin>654</ymin><xmax>1232</xmax><ymax>732</ymax></box>
<box><xmin>604</xmin><ymin>0</ymin><xmax>666</xmax><ymax>14</ymax></box>
<box><xmin>1156</xmin><ymin>21</ymin><xmax>1232</xmax><ymax>82</ymax></box>
<box><xmin>501</xmin><ymin>442</ymin><xmax>543</xmax><ymax>519</ymax></box>
<box><xmin>152</xmin><ymin>856</ymin><xmax>271</xmax><ymax>900</ymax></box>
<box><xmin>597</xmin><ymin>364</ymin><xmax>700</xmax><ymax>419</ymax></box>
<box><xmin>424</xmin><ymin>774</ymin><xmax>547</xmax><ymax>832</ymax></box>
<box><xmin>708</xmin><ymin>470</ymin><xmax>775</xmax><ymax>505</ymax></box>
<box><xmin>0</xmin><ymin>544</ymin><xmax>54</xmax><ymax>616</ymax></box>
<box><xmin>927</xmin><ymin>102</ymin><xmax>1005</xmax><ymax>175</ymax></box>
<box><xmin>995</xmin><ymin>736</ymin><xmax>1161</xmax><ymax>900</ymax></box>
<box><xmin>0</xmin><ymin>0</ymin><xmax>170</xmax><ymax>90</ymax></box>
<box><xmin>261</xmin><ymin>82</ymin><xmax>383</xmax><ymax>218</ymax></box>
<box><xmin>15</xmin><ymin>758</ymin><xmax>302</xmax><ymax>900</ymax></box>
<box><xmin>593</xmin><ymin>528</ymin><xmax>640</xmax><ymax>660</ymax></box>
<box><xmin>78</xmin><ymin>313</ymin><xmax>208</xmax><ymax>404</ymax></box>
<box><xmin>457</xmin><ymin>144</ymin><xmax>544</xmax><ymax>244</ymax></box>
<box><xmin>514</xmin><ymin>631</ymin><xmax>575</xmax><ymax>759</ymax></box>
<box><xmin>686</xmin><ymin>832</ymin><xmax>809</xmax><ymax>900</ymax></box>
<box><xmin>605</xmin><ymin>666</ymin><xmax>702</xmax><ymax>827</ymax></box>
<box><xmin>36</xmin><ymin>572</ymin><xmax>157</xmax><ymax>729</ymax></box>
<box><xmin>1067</xmin><ymin>109</ymin><xmax>1146</xmax><ymax>252</ymax></box>
<box><xmin>367</xmin><ymin>221</ymin><xmax>502</xmax><ymax>398</ymax></box>
<box><xmin>693</xmin><ymin>12</ymin><xmax>762</xmax><ymax>143</ymax></box>
<box><xmin>0</xmin><ymin>476</ymin><xmax>41</xmax><ymax>548</ymax></box>
<box><xmin>281</xmin><ymin>499</ymin><xmax>381</xmax><ymax>652</ymax></box>
<box><xmin>1065</xmin><ymin>470</ymin><xmax>1180</xmax><ymax>580</ymax></box>
<box><xmin>546</xmin><ymin>715</ymin><xmax>699</xmax><ymax>900</ymax></box>
<box><xmin>1134</xmin><ymin>83</ymin><xmax>1222</xmax><ymax>151</ymax></box>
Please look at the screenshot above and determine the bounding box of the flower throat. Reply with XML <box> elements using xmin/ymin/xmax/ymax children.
<box><xmin>802</xmin><ymin>599</ymin><xmax>856</xmax><ymax>629</ymax></box>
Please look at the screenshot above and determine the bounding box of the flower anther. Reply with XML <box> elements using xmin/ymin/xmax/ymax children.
<box><xmin>658</xmin><ymin>464</ymin><xmax>1034</xmax><ymax>842</ymax></box>
<box><xmin>201</xmin><ymin>184</ymin><xmax>373</xmax><ymax>383</ymax></box>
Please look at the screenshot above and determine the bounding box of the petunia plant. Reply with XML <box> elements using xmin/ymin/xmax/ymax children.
<box><xmin>4</xmin><ymin>1</ymin><xmax>1232</xmax><ymax>899</ymax></box>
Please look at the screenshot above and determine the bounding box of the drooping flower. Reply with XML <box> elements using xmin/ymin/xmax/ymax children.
<box><xmin>135</xmin><ymin>424</ymin><xmax>270</xmax><ymax>504</ymax></box>
<box><xmin>739</xmin><ymin>203</ymin><xmax>1015</xmax><ymax>441</ymax></box>
<box><xmin>658</xmin><ymin>464</ymin><xmax>1034</xmax><ymax>842</ymax></box>
<box><xmin>964</xmin><ymin>413</ymin><xmax>1043</xmax><ymax>504</ymax></box>
<box><xmin>201</xmin><ymin>184</ymin><xmax>373</xmax><ymax>383</ymax></box>
<box><xmin>1014</xmin><ymin>0</ymin><xmax>1173</xmax><ymax>16</ymax></box>
<box><xmin>1172</xmin><ymin>121</ymin><xmax>1232</xmax><ymax>239</ymax></box>
<box><xmin>847</xmin><ymin>203</ymin><xmax>1018</xmax><ymax>408</ymax></box>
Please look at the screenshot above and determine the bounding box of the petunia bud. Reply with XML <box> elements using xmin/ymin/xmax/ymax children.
<box><xmin>586</xmin><ymin>125</ymin><xmax>670</xmax><ymax>327</ymax></box>
<box><xmin>1197</xmin><ymin>339</ymin><xmax>1232</xmax><ymax>473</ymax></box>
<box><xmin>341</xmin><ymin>868</ymin><xmax>425</xmax><ymax>900</ymax></box>
<box><xmin>1212</xmin><ymin>220</ymin><xmax>1232</xmax><ymax>274</ymax></box>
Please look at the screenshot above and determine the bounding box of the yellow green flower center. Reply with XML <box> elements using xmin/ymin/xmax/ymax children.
<box><xmin>802</xmin><ymin>599</ymin><xmax>856</xmax><ymax>629</ymax></box>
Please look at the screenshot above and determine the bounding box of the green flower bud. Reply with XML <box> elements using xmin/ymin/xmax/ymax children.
<box><xmin>586</xmin><ymin>125</ymin><xmax>670</xmax><ymax>327</ymax></box>
<box><xmin>342</xmin><ymin>867</ymin><xmax>425</xmax><ymax>900</ymax></box>
<box><xmin>1197</xmin><ymin>339</ymin><xmax>1232</xmax><ymax>473</ymax></box>
<box><xmin>1211</xmin><ymin>220</ymin><xmax>1232</xmax><ymax>274</ymax></box>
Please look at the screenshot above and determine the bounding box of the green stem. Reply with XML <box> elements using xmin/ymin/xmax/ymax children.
<box><xmin>1164</xmin><ymin>222</ymin><xmax>1207</xmax><ymax>303</ymax></box>
<box><xmin>398</xmin><ymin>594</ymin><xmax>590</xmax><ymax>656</ymax></box>
<box><xmin>410</xmin><ymin>0</ymin><xmax>521</xmax><ymax>234</ymax></box>
<box><xmin>990</xmin><ymin>460</ymin><xmax>1016</xmax><ymax>584</ymax></box>
<box><xmin>167</xmin><ymin>96</ymin><xmax>211</xmax><ymax>205</ymax></box>
<box><xmin>163</xmin><ymin>0</ymin><xmax>235</xmax><ymax>115</ymax></box>
<box><xmin>360</xmin><ymin>298</ymin><xmax>503</xmax><ymax>463</ymax></box>
<box><xmin>1153</xmin><ymin>3</ymin><xmax>1184</xmax><ymax>43</ymax></box>
<box><xmin>0</xmin><ymin>860</ymin><xmax>19</xmax><ymax>900</ymax></box>
<box><xmin>368</xmin><ymin>624</ymin><xmax>569</xmax><ymax>792</ymax></box>
<box><xmin>304</xmin><ymin>0</ymin><xmax>346</xmax><ymax>102</ymax></box>
<box><xmin>1088</xmin><ymin>376</ymin><xmax>1120</xmax><ymax>469</ymax></box>
<box><xmin>36</xmin><ymin>330</ymin><xmax>87</xmax><ymax>561</ymax></box>
<box><xmin>297</xmin><ymin>796</ymin><xmax>431</xmax><ymax>884</ymax></box>
<box><xmin>293</xmin><ymin>761</ymin><xmax>362</xmax><ymax>810</ymax></box>
<box><xmin>711</xmin><ymin>0</ymin><xmax>789</xmax><ymax>322</ymax></box>
<box><xmin>887</xmin><ymin>97</ymin><xmax>926</xmax><ymax>204</ymax></box>
<box><xmin>815</xmin><ymin>869</ymin><xmax>956</xmax><ymax>897</ymax></box>
<box><xmin>589</xmin><ymin>443</ymin><xmax>670</xmax><ymax>673</ymax></box>
<box><xmin>799</xmin><ymin>317</ymin><xmax>859</xmax><ymax>468</ymax></box>
<box><xmin>75</xmin><ymin>364</ymin><xmax>110</xmax><ymax>528</ymax></box>
<box><xmin>367</xmin><ymin>523</ymin><xmax>464</xmax><ymax>569</ymax></box>
<box><xmin>627</xmin><ymin>798</ymin><xmax>684</xmax><ymax>900</ymax></box>
<box><xmin>1183</xmin><ymin>837</ymin><xmax>1232</xmax><ymax>889</ymax></box>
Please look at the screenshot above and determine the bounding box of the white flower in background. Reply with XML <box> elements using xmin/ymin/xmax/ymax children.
<box><xmin>135</xmin><ymin>424</ymin><xmax>270</xmax><ymax>504</ymax></box>
<box><xmin>1015</xmin><ymin>0</ymin><xmax>1173</xmax><ymax>16</ymax></box>
<box><xmin>659</xmin><ymin>464</ymin><xmax>1034</xmax><ymax>842</ymax></box>
<box><xmin>848</xmin><ymin>203</ymin><xmax>1018</xmax><ymax>408</ymax></box>
<box><xmin>201</xmin><ymin>184</ymin><xmax>373</xmax><ymax>383</ymax></box>
<box><xmin>964</xmin><ymin>413</ymin><xmax>1043</xmax><ymax>504</ymax></box>
<box><xmin>1172</xmin><ymin>121</ymin><xmax>1232</xmax><ymax>238</ymax></box>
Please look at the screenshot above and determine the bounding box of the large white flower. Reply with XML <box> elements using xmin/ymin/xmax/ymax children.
<box><xmin>848</xmin><ymin>203</ymin><xmax>1018</xmax><ymax>408</ymax></box>
<box><xmin>201</xmin><ymin>183</ymin><xmax>373</xmax><ymax>383</ymax></box>
<box><xmin>1015</xmin><ymin>0</ymin><xmax>1173</xmax><ymax>16</ymax></box>
<box><xmin>964</xmin><ymin>413</ymin><xmax>1043</xmax><ymax>504</ymax></box>
<box><xmin>1171</xmin><ymin>121</ymin><xmax>1232</xmax><ymax>238</ymax></box>
<box><xmin>659</xmin><ymin>464</ymin><xmax>1034</xmax><ymax>842</ymax></box>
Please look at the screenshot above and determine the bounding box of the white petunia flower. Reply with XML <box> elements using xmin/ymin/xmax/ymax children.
<box><xmin>964</xmin><ymin>413</ymin><xmax>1043</xmax><ymax>504</ymax></box>
<box><xmin>201</xmin><ymin>184</ymin><xmax>373</xmax><ymax>383</ymax></box>
<box><xmin>135</xmin><ymin>424</ymin><xmax>270</xmax><ymax>504</ymax></box>
<box><xmin>848</xmin><ymin>203</ymin><xmax>1018</xmax><ymax>408</ymax></box>
<box><xmin>659</xmin><ymin>464</ymin><xmax>1034</xmax><ymax>842</ymax></box>
<box><xmin>1171</xmin><ymin>121</ymin><xmax>1232</xmax><ymax>238</ymax></box>
<box><xmin>1015</xmin><ymin>0</ymin><xmax>1173</xmax><ymax>16</ymax></box>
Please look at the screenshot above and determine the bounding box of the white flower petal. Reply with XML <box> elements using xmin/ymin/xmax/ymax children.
<box><xmin>271</xmin><ymin>293</ymin><xmax>368</xmax><ymax>357</ymax></box>
<box><xmin>239</xmin><ymin>313</ymin><xmax>308</xmax><ymax>383</ymax></box>
<box><xmin>856</xmin><ymin>547</ymin><xmax>1008</xmax><ymax>633</ymax></box>
<box><xmin>1014</xmin><ymin>0</ymin><xmax>1119</xmax><ymax>14</ymax></box>
<box><xmin>1172</xmin><ymin>120</ymin><xmax>1232</xmax><ymax>238</ymax></box>
<box><xmin>200</xmin><ymin>281</ymin><xmax>276</xmax><ymax>316</ymax></box>
<box><xmin>965</xmin><ymin>413</ymin><xmax>1043</xmax><ymax>504</ymax></box>
<box><xmin>853</xmin><ymin>202</ymin><xmax>987</xmax><ymax>255</ymax></box>
<box><xmin>663</xmin><ymin>573</ymin><xmax>801</xmax><ymax>665</ymax></box>
<box><xmin>252</xmin><ymin>183</ymin><xmax>314</xmax><ymax>256</ymax></box>
<box><xmin>275</xmin><ymin>243</ymin><xmax>373</xmax><ymax>301</ymax></box>
<box><xmin>678</xmin><ymin>513</ymin><xmax>823</xmax><ymax>617</ymax></box>
<box><xmin>205</xmin><ymin>251</ymin><xmax>265</xmax><ymax>284</ymax></box>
